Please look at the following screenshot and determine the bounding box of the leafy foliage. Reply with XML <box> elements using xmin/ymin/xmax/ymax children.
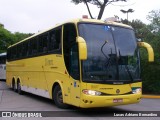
<box><xmin>0</xmin><ymin>26</ymin><xmax>14</xmax><ymax>53</ymax></box>
<box><xmin>147</xmin><ymin>10</ymin><xmax>160</xmax><ymax>34</ymax></box>
<box><xmin>14</xmin><ymin>32</ymin><xmax>33</xmax><ymax>43</ymax></box>
<box><xmin>0</xmin><ymin>24</ymin><xmax>33</xmax><ymax>53</ymax></box>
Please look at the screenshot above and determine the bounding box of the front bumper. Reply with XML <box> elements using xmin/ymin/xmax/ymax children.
<box><xmin>79</xmin><ymin>93</ymin><xmax>141</xmax><ymax>108</ymax></box>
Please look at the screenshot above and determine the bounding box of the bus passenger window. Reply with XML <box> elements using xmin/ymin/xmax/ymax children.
<box><xmin>38</xmin><ymin>33</ymin><xmax>48</xmax><ymax>54</ymax></box>
<box><xmin>13</xmin><ymin>46</ymin><xmax>17</xmax><ymax>59</ymax></box>
<box><xmin>48</xmin><ymin>27</ymin><xmax>61</xmax><ymax>52</ymax></box>
<box><xmin>49</xmin><ymin>32</ymin><xmax>55</xmax><ymax>51</ymax></box>
<box><xmin>54</xmin><ymin>29</ymin><xmax>61</xmax><ymax>49</ymax></box>
<box><xmin>30</xmin><ymin>38</ymin><xmax>38</xmax><ymax>55</ymax></box>
<box><xmin>22</xmin><ymin>41</ymin><xmax>29</xmax><ymax>57</ymax></box>
<box><xmin>17</xmin><ymin>44</ymin><xmax>23</xmax><ymax>58</ymax></box>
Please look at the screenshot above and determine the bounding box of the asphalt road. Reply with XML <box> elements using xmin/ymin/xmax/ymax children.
<box><xmin>0</xmin><ymin>81</ymin><xmax>160</xmax><ymax>120</ymax></box>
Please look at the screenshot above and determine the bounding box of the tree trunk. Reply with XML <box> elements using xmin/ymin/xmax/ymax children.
<box><xmin>84</xmin><ymin>0</ymin><xmax>93</xmax><ymax>19</ymax></box>
<box><xmin>97</xmin><ymin>1</ymin><xmax>107</xmax><ymax>19</ymax></box>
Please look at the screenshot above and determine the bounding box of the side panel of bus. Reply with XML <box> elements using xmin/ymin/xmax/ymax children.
<box><xmin>6</xmin><ymin>23</ymin><xmax>82</xmax><ymax>107</ymax></box>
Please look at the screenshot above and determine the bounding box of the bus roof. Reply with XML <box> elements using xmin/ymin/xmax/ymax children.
<box><xmin>8</xmin><ymin>18</ymin><xmax>133</xmax><ymax>48</ymax></box>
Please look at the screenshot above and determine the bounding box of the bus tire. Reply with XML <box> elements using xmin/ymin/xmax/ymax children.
<box><xmin>17</xmin><ymin>81</ymin><xmax>23</xmax><ymax>95</ymax></box>
<box><xmin>53</xmin><ymin>85</ymin><xmax>69</xmax><ymax>109</ymax></box>
<box><xmin>12</xmin><ymin>80</ymin><xmax>16</xmax><ymax>92</ymax></box>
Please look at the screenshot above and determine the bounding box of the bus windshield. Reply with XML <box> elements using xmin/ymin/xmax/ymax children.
<box><xmin>78</xmin><ymin>23</ymin><xmax>140</xmax><ymax>83</ymax></box>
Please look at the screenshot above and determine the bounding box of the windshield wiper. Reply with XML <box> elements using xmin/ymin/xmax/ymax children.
<box><xmin>101</xmin><ymin>40</ymin><xmax>109</xmax><ymax>60</ymax></box>
<box><xmin>101</xmin><ymin>41</ymin><xmax>116</xmax><ymax>70</ymax></box>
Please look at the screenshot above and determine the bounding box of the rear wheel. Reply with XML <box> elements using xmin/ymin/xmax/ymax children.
<box><xmin>12</xmin><ymin>80</ymin><xmax>16</xmax><ymax>92</ymax></box>
<box><xmin>53</xmin><ymin>85</ymin><xmax>69</xmax><ymax>109</ymax></box>
<box><xmin>17</xmin><ymin>81</ymin><xmax>23</xmax><ymax>95</ymax></box>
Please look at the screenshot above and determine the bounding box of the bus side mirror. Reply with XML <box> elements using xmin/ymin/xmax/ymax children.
<box><xmin>76</xmin><ymin>37</ymin><xmax>87</xmax><ymax>60</ymax></box>
<box><xmin>138</xmin><ymin>42</ymin><xmax>154</xmax><ymax>62</ymax></box>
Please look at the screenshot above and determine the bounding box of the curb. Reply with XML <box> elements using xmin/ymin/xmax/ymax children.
<box><xmin>142</xmin><ymin>95</ymin><xmax>160</xmax><ymax>99</ymax></box>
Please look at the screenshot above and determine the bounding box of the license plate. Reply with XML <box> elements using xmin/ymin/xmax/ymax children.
<box><xmin>113</xmin><ymin>98</ymin><xmax>123</xmax><ymax>103</ymax></box>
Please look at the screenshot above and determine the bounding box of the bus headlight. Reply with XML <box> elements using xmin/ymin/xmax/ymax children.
<box><xmin>132</xmin><ymin>88</ymin><xmax>142</xmax><ymax>94</ymax></box>
<box><xmin>82</xmin><ymin>89</ymin><xmax>101</xmax><ymax>96</ymax></box>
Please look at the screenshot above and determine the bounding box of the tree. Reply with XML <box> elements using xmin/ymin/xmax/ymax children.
<box><xmin>0</xmin><ymin>27</ymin><xmax>14</xmax><ymax>53</ymax></box>
<box><xmin>0</xmin><ymin>23</ymin><xmax>4</xmax><ymax>28</ymax></box>
<box><xmin>129</xmin><ymin>19</ymin><xmax>151</xmax><ymax>39</ymax></box>
<box><xmin>147</xmin><ymin>9</ymin><xmax>160</xmax><ymax>34</ymax></box>
<box><xmin>71</xmin><ymin>0</ymin><xmax>127</xmax><ymax>19</ymax></box>
<box><xmin>146</xmin><ymin>10</ymin><xmax>160</xmax><ymax>66</ymax></box>
<box><xmin>14</xmin><ymin>32</ymin><xmax>33</xmax><ymax>43</ymax></box>
<box><xmin>0</xmin><ymin>25</ymin><xmax>33</xmax><ymax>53</ymax></box>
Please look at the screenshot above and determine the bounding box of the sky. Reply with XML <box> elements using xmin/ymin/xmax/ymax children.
<box><xmin>0</xmin><ymin>0</ymin><xmax>159</xmax><ymax>33</ymax></box>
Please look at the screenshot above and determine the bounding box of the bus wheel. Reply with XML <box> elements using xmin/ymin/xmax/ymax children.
<box><xmin>53</xmin><ymin>85</ymin><xmax>69</xmax><ymax>109</ymax></box>
<box><xmin>12</xmin><ymin>80</ymin><xmax>16</xmax><ymax>92</ymax></box>
<box><xmin>17</xmin><ymin>81</ymin><xmax>23</xmax><ymax>95</ymax></box>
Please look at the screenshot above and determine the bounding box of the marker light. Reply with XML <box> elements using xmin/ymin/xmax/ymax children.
<box><xmin>82</xmin><ymin>89</ymin><xmax>101</xmax><ymax>96</ymax></box>
<box><xmin>82</xmin><ymin>15</ymin><xmax>88</xmax><ymax>19</ymax></box>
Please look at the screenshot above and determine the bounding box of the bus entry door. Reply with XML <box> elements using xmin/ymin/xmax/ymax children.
<box><xmin>69</xmin><ymin>44</ymin><xmax>81</xmax><ymax>107</ymax></box>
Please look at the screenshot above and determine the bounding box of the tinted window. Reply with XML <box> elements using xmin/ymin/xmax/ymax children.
<box><xmin>17</xmin><ymin>44</ymin><xmax>23</xmax><ymax>58</ymax></box>
<box><xmin>29</xmin><ymin>38</ymin><xmax>38</xmax><ymax>56</ymax></box>
<box><xmin>48</xmin><ymin>27</ymin><xmax>61</xmax><ymax>52</ymax></box>
<box><xmin>22</xmin><ymin>41</ymin><xmax>29</xmax><ymax>57</ymax></box>
<box><xmin>7</xmin><ymin>27</ymin><xmax>62</xmax><ymax>61</ymax></box>
<box><xmin>63</xmin><ymin>23</ymin><xmax>79</xmax><ymax>80</ymax></box>
<box><xmin>38</xmin><ymin>33</ymin><xmax>48</xmax><ymax>54</ymax></box>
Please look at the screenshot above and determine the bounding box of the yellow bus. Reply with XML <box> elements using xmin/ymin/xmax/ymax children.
<box><xmin>6</xmin><ymin>18</ymin><xmax>154</xmax><ymax>108</ymax></box>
